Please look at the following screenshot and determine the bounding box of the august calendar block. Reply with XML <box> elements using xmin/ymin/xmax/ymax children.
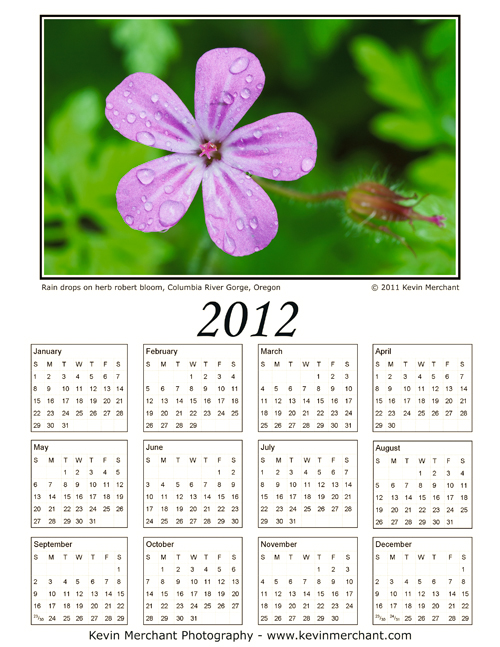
<box><xmin>144</xmin><ymin>345</ymin><xmax>242</xmax><ymax>432</ymax></box>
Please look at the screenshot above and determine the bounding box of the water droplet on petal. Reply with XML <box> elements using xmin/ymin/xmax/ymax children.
<box><xmin>245</xmin><ymin>74</ymin><xmax>253</xmax><ymax>83</ymax></box>
<box><xmin>159</xmin><ymin>200</ymin><xmax>186</xmax><ymax>227</ymax></box>
<box><xmin>240</xmin><ymin>88</ymin><xmax>251</xmax><ymax>99</ymax></box>
<box><xmin>223</xmin><ymin>233</ymin><xmax>236</xmax><ymax>254</ymax></box>
<box><xmin>140</xmin><ymin>111</ymin><xmax>146</xmax><ymax>119</ymax></box>
<box><xmin>151</xmin><ymin>93</ymin><xmax>159</xmax><ymax>103</ymax></box>
<box><xmin>272</xmin><ymin>168</ymin><xmax>281</xmax><ymax>178</ymax></box>
<box><xmin>250</xmin><ymin>217</ymin><xmax>258</xmax><ymax>229</ymax></box>
<box><xmin>138</xmin><ymin>223</ymin><xmax>145</xmax><ymax>230</ymax></box>
<box><xmin>301</xmin><ymin>157</ymin><xmax>314</xmax><ymax>172</ymax></box>
<box><xmin>257</xmin><ymin>83</ymin><xmax>263</xmax><ymax>90</ymax></box>
<box><xmin>129</xmin><ymin>82</ymin><xmax>133</xmax><ymax>87</ymax></box>
<box><xmin>136</xmin><ymin>131</ymin><xmax>156</xmax><ymax>146</ymax></box>
<box><xmin>229</xmin><ymin>56</ymin><xmax>249</xmax><ymax>74</ymax></box>
<box><xmin>127</xmin><ymin>98</ymin><xmax>132</xmax><ymax>104</ymax></box>
<box><xmin>164</xmin><ymin>185</ymin><xmax>174</xmax><ymax>194</ymax></box>
<box><xmin>146</xmin><ymin>120</ymin><xmax>151</xmax><ymax>128</ymax></box>
<box><xmin>123</xmin><ymin>90</ymin><xmax>130</xmax><ymax>97</ymax></box>
<box><xmin>127</xmin><ymin>113</ymin><xmax>136</xmax><ymax>123</ymax></box>
<box><xmin>222</xmin><ymin>92</ymin><xmax>234</xmax><ymax>105</ymax></box>
<box><xmin>236</xmin><ymin>218</ymin><xmax>244</xmax><ymax>231</ymax></box>
<box><xmin>274</xmin><ymin>220</ymin><xmax>278</xmax><ymax>226</ymax></box>
<box><xmin>137</xmin><ymin>168</ymin><xmax>155</xmax><ymax>185</ymax></box>
<box><xmin>125</xmin><ymin>215</ymin><xmax>134</xmax><ymax>225</ymax></box>
<box><xmin>106</xmin><ymin>102</ymin><xmax>113</xmax><ymax>109</ymax></box>
<box><xmin>141</xmin><ymin>196</ymin><xmax>147</xmax><ymax>203</ymax></box>
<box><xmin>144</xmin><ymin>202</ymin><xmax>153</xmax><ymax>212</ymax></box>
<box><xmin>253</xmin><ymin>129</ymin><xmax>262</xmax><ymax>139</ymax></box>
<box><xmin>263</xmin><ymin>147</ymin><xmax>269</xmax><ymax>153</ymax></box>
<box><xmin>147</xmin><ymin>218</ymin><xmax>153</xmax><ymax>225</ymax></box>
<box><xmin>208</xmin><ymin>218</ymin><xmax>219</xmax><ymax>235</ymax></box>
<box><xmin>246</xmin><ymin>189</ymin><xmax>253</xmax><ymax>197</ymax></box>
<box><xmin>113</xmin><ymin>110</ymin><xmax>119</xmax><ymax>116</ymax></box>
<box><xmin>154</xmin><ymin>111</ymin><xmax>162</xmax><ymax>120</ymax></box>
<box><xmin>254</xmin><ymin>246</ymin><xmax>260</xmax><ymax>252</ymax></box>
<box><xmin>237</xmin><ymin>139</ymin><xmax>245</xmax><ymax>150</ymax></box>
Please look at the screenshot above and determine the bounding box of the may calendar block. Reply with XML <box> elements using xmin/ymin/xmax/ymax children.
<box><xmin>144</xmin><ymin>537</ymin><xmax>242</xmax><ymax>625</ymax></box>
<box><xmin>31</xmin><ymin>344</ymin><xmax>128</xmax><ymax>432</ymax></box>
<box><xmin>373</xmin><ymin>344</ymin><xmax>472</xmax><ymax>432</ymax></box>
<box><xmin>373</xmin><ymin>537</ymin><xmax>472</xmax><ymax>625</ymax></box>
<box><xmin>258</xmin><ymin>537</ymin><xmax>357</xmax><ymax>625</ymax></box>
<box><xmin>31</xmin><ymin>537</ymin><xmax>127</xmax><ymax>625</ymax></box>
<box><xmin>144</xmin><ymin>440</ymin><xmax>242</xmax><ymax>527</ymax></box>
<box><xmin>259</xmin><ymin>440</ymin><xmax>357</xmax><ymax>528</ymax></box>
<box><xmin>373</xmin><ymin>441</ymin><xmax>472</xmax><ymax>529</ymax></box>
<box><xmin>144</xmin><ymin>345</ymin><xmax>242</xmax><ymax>432</ymax></box>
<box><xmin>258</xmin><ymin>344</ymin><xmax>358</xmax><ymax>432</ymax></box>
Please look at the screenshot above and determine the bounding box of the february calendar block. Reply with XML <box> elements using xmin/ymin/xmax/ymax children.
<box><xmin>259</xmin><ymin>440</ymin><xmax>357</xmax><ymax>528</ymax></box>
<box><xmin>258</xmin><ymin>345</ymin><xmax>358</xmax><ymax>432</ymax></box>
<box><xmin>144</xmin><ymin>440</ymin><xmax>242</xmax><ymax>527</ymax></box>
<box><xmin>373</xmin><ymin>537</ymin><xmax>472</xmax><ymax>625</ymax></box>
<box><xmin>373</xmin><ymin>344</ymin><xmax>472</xmax><ymax>432</ymax></box>
<box><xmin>31</xmin><ymin>537</ymin><xmax>127</xmax><ymax>625</ymax></box>
<box><xmin>258</xmin><ymin>537</ymin><xmax>357</xmax><ymax>625</ymax></box>
<box><xmin>144</xmin><ymin>537</ymin><xmax>242</xmax><ymax>624</ymax></box>
<box><xmin>31</xmin><ymin>344</ymin><xmax>128</xmax><ymax>432</ymax></box>
<box><xmin>144</xmin><ymin>345</ymin><xmax>242</xmax><ymax>432</ymax></box>
<box><xmin>373</xmin><ymin>441</ymin><xmax>472</xmax><ymax>529</ymax></box>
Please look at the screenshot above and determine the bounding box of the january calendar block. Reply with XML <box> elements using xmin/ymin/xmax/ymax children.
<box><xmin>258</xmin><ymin>537</ymin><xmax>357</xmax><ymax>625</ymax></box>
<box><xmin>373</xmin><ymin>537</ymin><xmax>472</xmax><ymax>625</ymax></box>
<box><xmin>373</xmin><ymin>344</ymin><xmax>472</xmax><ymax>432</ymax></box>
<box><xmin>258</xmin><ymin>345</ymin><xmax>358</xmax><ymax>432</ymax></box>
<box><xmin>31</xmin><ymin>537</ymin><xmax>127</xmax><ymax>625</ymax></box>
<box><xmin>144</xmin><ymin>345</ymin><xmax>242</xmax><ymax>432</ymax></box>
<box><xmin>31</xmin><ymin>344</ymin><xmax>128</xmax><ymax>432</ymax></box>
<box><xmin>144</xmin><ymin>537</ymin><xmax>242</xmax><ymax>624</ymax></box>
<box><xmin>144</xmin><ymin>440</ymin><xmax>242</xmax><ymax>527</ymax></box>
<box><xmin>373</xmin><ymin>441</ymin><xmax>472</xmax><ymax>529</ymax></box>
<box><xmin>259</xmin><ymin>440</ymin><xmax>357</xmax><ymax>528</ymax></box>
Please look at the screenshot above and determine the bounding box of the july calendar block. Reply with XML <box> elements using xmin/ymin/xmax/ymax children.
<box><xmin>144</xmin><ymin>537</ymin><xmax>242</xmax><ymax>624</ymax></box>
<box><xmin>259</xmin><ymin>440</ymin><xmax>357</xmax><ymax>528</ymax></box>
<box><xmin>31</xmin><ymin>344</ymin><xmax>128</xmax><ymax>432</ymax></box>
<box><xmin>31</xmin><ymin>537</ymin><xmax>127</xmax><ymax>625</ymax></box>
<box><xmin>258</xmin><ymin>537</ymin><xmax>357</xmax><ymax>625</ymax></box>
<box><xmin>373</xmin><ymin>344</ymin><xmax>472</xmax><ymax>432</ymax></box>
<box><xmin>144</xmin><ymin>440</ymin><xmax>242</xmax><ymax>527</ymax></box>
<box><xmin>373</xmin><ymin>441</ymin><xmax>472</xmax><ymax>529</ymax></box>
<box><xmin>144</xmin><ymin>345</ymin><xmax>242</xmax><ymax>432</ymax></box>
<box><xmin>258</xmin><ymin>345</ymin><xmax>358</xmax><ymax>432</ymax></box>
<box><xmin>31</xmin><ymin>440</ymin><xmax>127</xmax><ymax>528</ymax></box>
<box><xmin>373</xmin><ymin>537</ymin><xmax>472</xmax><ymax>625</ymax></box>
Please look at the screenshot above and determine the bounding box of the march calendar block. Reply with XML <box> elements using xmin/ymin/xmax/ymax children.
<box><xmin>144</xmin><ymin>345</ymin><xmax>242</xmax><ymax>432</ymax></box>
<box><xmin>259</xmin><ymin>440</ymin><xmax>357</xmax><ymax>527</ymax></box>
<box><xmin>144</xmin><ymin>537</ymin><xmax>243</xmax><ymax>624</ymax></box>
<box><xmin>373</xmin><ymin>537</ymin><xmax>472</xmax><ymax>625</ymax></box>
<box><xmin>373</xmin><ymin>344</ymin><xmax>472</xmax><ymax>432</ymax></box>
<box><xmin>258</xmin><ymin>344</ymin><xmax>358</xmax><ymax>432</ymax></box>
<box><xmin>31</xmin><ymin>344</ymin><xmax>128</xmax><ymax>432</ymax></box>
<box><xmin>258</xmin><ymin>537</ymin><xmax>357</xmax><ymax>625</ymax></box>
<box><xmin>31</xmin><ymin>537</ymin><xmax>127</xmax><ymax>625</ymax></box>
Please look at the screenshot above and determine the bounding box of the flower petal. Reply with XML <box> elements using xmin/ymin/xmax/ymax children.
<box><xmin>116</xmin><ymin>154</ymin><xmax>205</xmax><ymax>233</ymax></box>
<box><xmin>194</xmin><ymin>48</ymin><xmax>265</xmax><ymax>142</ymax></box>
<box><xmin>202</xmin><ymin>161</ymin><xmax>278</xmax><ymax>256</ymax></box>
<box><xmin>106</xmin><ymin>72</ymin><xmax>203</xmax><ymax>154</ymax></box>
<box><xmin>221</xmin><ymin>113</ymin><xmax>317</xmax><ymax>181</ymax></box>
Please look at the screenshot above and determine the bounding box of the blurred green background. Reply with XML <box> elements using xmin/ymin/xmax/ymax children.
<box><xmin>43</xmin><ymin>18</ymin><xmax>456</xmax><ymax>276</ymax></box>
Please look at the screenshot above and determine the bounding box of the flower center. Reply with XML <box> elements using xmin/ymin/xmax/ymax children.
<box><xmin>199</xmin><ymin>141</ymin><xmax>218</xmax><ymax>160</ymax></box>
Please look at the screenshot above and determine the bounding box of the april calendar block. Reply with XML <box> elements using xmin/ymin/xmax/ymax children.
<box><xmin>144</xmin><ymin>345</ymin><xmax>242</xmax><ymax>431</ymax></box>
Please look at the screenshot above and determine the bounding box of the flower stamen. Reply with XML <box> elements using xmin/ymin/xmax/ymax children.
<box><xmin>199</xmin><ymin>141</ymin><xmax>218</xmax><ymax>160</ymax></box>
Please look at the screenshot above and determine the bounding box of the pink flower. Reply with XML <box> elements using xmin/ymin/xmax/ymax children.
<box><xmin>105</xmin><ymin>48</ymin><xmax>317</xmax><ymax>256</ymax></box>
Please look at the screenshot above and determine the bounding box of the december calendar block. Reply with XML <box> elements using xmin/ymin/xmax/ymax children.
<box><xmin>144</xmin><ymin>537</ymin><xmax>243</xmax><ymax>624</ymax></box>
<box><xmin>373</xmin><ymin>537</ymin><xmax>472</xmax><ymax>625</ymax></box>
<box><xmin>144</xmin><ymin>345</ymin><xmax>242</xmax><ymax>432</ymax></box>
<box><xmin>31</xmin><ymin>344</ymin><xmax>128</xmax><ymax>432</ymax></box>
<box><xmin>31</xmin><ymin>537</ymin><xmax>127</xmax><ymax>625</ymax></box>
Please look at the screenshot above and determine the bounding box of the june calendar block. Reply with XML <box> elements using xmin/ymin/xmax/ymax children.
<box><xmin>31</xmin><ymin>537</ymin><xmax>127</xmax><ymax>625</ymax></box>
<box><xmin>31</xmin><ymin>344</ymin><xmax>128</xmax><ymax>432</ymax></box>
<box><xmin>258</xmin><ymin>537</ymin><xmax>357</xmax><ymax>625</ymax></box>
<box><xmin>144</xmin><ymin>440</ymin><xmax>242</xmax><ymax>527</ymax></box>
<box><xmin>258</xmin><ymin>345</ymin><xmax>358</xmax><ymax>432</ymax></box>
<box><xmin>373</xmin><ymin>537</ymin><xmax>472</xmax><ymax>625</ymax></box>
<box><xmin>373</xmin><ymin>344</ymin><xmax>472</xmax><ymax>432</ymax></box>
<box><xmin>144</xmin><ymin>345</ymin><xmax>242</xmax><ymax>432</ymax></box>
<box><xmin>144</xmin><ymin>537</ymin><xmax>242</xmax><ymax>625</ymax></box>
<box><xmin>373</xmin><ymin>441</ymin><xmax>472</xmax><ymax>529</ymax></box>
<box><xmin>259</xmin><ymin>440</ymin><xmax>357</xmax><ymax>528</ymax></box>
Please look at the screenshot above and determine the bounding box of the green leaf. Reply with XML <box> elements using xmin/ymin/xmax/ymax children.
<box><xmin>371</xmin><ymin>111</ymin><xmax>441</xmax><ymax>149</ymax></box>
<box><xmin>406</xmin><ymin>151</ymin><xmax>456</xmax><ymax>197</ymax></box>
<box><xmin>305</xmin><ymin>19</ymin><xmax>351</xmax><ymax>56</ymax></box>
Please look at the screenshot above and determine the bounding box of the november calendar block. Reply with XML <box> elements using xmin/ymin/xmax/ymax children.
<box><xmin>258</xmin><ymin>537</ymin><xmax>358</xmax><ymax>625</ymax></box>
<box><xmin>373</xmin><ymin>441</ymin><xmax>472</xmax><ymax>529</ymax></box>
<box><xmin>373</xmin><ymin>537</ymin><xmax>472</xmax><ymax>625</ymax></box>
<box><xmin>143</xmin><ymin>537</ymin><xmax>243</xmax><ymax>625</ymax></box>
<box><xmin>373</xmin><ymin>344</ymin><xmax>472</xmax><ymax>432</ymax></box>
<box><xmin>31</xmin><ymin>344</ymin><xmax>128</xmax><ymax>432</ymax></box>
<box><xmin>144</xmin><ymin>345</ymin><xmax>242</xmax><ymax>432</ymax></box>
<box><xmin>31</xmin><ymin>537</ymin><xmax>127</xmax><ymax>625</ymax></box>
<box><xmin>258</xmin><ymin>344</ymin><xmax>358</xmax><ymax>432</ymax></box>
<box><xmin>259</xmin><ymin>440</ymin><xmax>357</xmax><ymax>528</ymax></box>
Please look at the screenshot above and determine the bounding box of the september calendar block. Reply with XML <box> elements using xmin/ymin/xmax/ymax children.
<box><xmin>258</xmin><ymin>345</ymin><xmax>358</xmax><ymax>432</ymax></box>
<box><xmin>259</xmin><ymin>440</ymin><xmax>357</xmax><ymax>528</ymax></box>
<box><xmin>144</xmin><ymin>440</ymin><xmax>242</xmax><ymax>527</ymax></box>
<box><xmin>373</xmin><ymin>344</ymin><xmax>472</xmax><ymax>432</ymax></box>
<box><xmin>373</xmin><ymin>441</ymin><xmax>472</xmax><ymax>529</ymax></box>
<box><xmin>31</xmin><ymin>344</ymin><xmax>128</xmax><ymax>432</ymax></box>
<box><xmin>144</xmin><ymin>345</ymin><xmax>242</xmax><ymax>432</ymax></box>
<box><xmin>31</xmin><ymin>537</ymin><xmax>127</xmax><ymax>625</ymax></box>
<box><xmin>258</xmin><ymin>537</ymin><xmax>357</xmax><ymax>625</ymax></box>
<box><xmin>373</xmin><ymin>537</ymin><xmax>472</xmax><ymax>625</ymax></box>
<box><xmin>144</xmin><ymin>537</ymin><xmax>242</xmax><ymax>625</ymax></box>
